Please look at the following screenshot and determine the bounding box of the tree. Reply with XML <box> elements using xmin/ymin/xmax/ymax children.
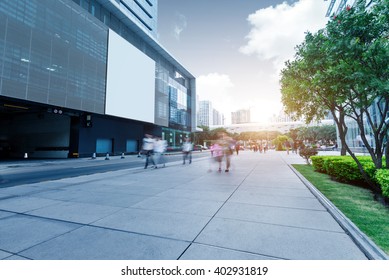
<box><xmin>273</xmin><ymin>135</ymin><xmax>289</xmax><ymax>151</ymax></box>
<box><xmin>288</xmin><ymin>126</ymin><xmax>336</xmax><ymax>145</ymax></box>
<box><xmin>317</xmin><ymin>125</ymin><xmax>337</xmax><ymax>145</ymax></box>
<box><xmin>280</xmin><ymin>0</ymin><xmax>389</xmax><ymax>191</ymax></box>
<box><xmin>325</xmin><ymin>0</ymin><xmax>389</xmax><ymax>170</ymax></box>
<box><xmin>280</xmin><ymin>32</ymin><xmax>349</xmax><ymax>156</ymax></box>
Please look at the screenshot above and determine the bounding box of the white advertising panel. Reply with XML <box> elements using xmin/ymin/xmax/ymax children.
<box><xmin>105</xmin><ymin>29</ymin><xmax>155</xmax><ymax>123</ymax></box>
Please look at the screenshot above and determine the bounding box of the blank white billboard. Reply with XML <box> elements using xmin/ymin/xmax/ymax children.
<box><xmin>105</xmin><ymin>29</ymin><xmax>155</xmax><ymax>123</ymax></box>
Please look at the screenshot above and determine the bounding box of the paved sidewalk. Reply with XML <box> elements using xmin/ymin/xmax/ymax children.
<box><xmin>0</xmin><ymin>150</ymin><xmax>382</xmax><ymax>260</ymax></box>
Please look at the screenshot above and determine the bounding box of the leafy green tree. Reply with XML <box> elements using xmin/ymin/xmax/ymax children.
<box><xmin>325</xmin><ymin>0</ymin><xmax>389</xmax><ymax>170</ymax></box>
<box><xmin>287</xmin><ymin>128</ymin><xmax>300</xmax><ymax>143</ymax></box>
<box><xmin>317</xmin><ymin>125</ymin><xmax>337</xmax><ymax>145</ymax></box>
<box><xmin>281</xmin><ymin>0</ymin><xmax>389</xmax><ymax>191</ymax></box>
<box><xmin>273</xmin><ymin>135</ymin><xmax>289</xmax><ymax>151</ymax></box>
<box><xmin>281</xmin><ymin>31</ymin><xmax>349</xmax><ymax>155</ymax></box>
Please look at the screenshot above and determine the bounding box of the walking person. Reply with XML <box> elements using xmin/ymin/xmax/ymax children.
<box><xmin>209</xmin><ymin>142</ymin><xmax>223</xmax><ymax>172</ymax></box>
<box><xmin>182</xmin><ymin>137</ymin><xmax>193</xmax><ymax>165</ymax></box>
<box><xmin>220</xmin><ymin>133</ymin><xmax>234</xmax><ymax>172</ymax></box>
<box><xmin>142</xmin><ymin>134</ymin><xmax>156</xmax><ymax>169</ymax></box>
<box><xmin>153</xmin><ymin>137</ymin><xmax>167</xmax><ymax>168</ymax></box>
<box><xmin>235</xmin><ymin>142</ymin><xmax>240</xmax><ymax>155</ymax></box>
<box><xmin>284</xmin><ymin>140</ymin><xmax>291</xmax><ymax>155</ymax></box>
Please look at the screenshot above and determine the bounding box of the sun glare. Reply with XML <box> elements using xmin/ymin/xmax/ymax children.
<box><xmin>251</xmin><ymin>104</ymin><xmax>279</xmax><ymax>124</ymax></box>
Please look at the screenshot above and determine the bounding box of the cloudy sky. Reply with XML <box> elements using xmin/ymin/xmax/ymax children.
<box><xmin>158</xmin><ymin>0</ymin><xmax>330</xmax><ymax>124</ymax></box>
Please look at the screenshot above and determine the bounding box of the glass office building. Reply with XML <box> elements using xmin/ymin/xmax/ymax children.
<box><xmin>325</xmin><ymin>0</ymin><xmax>374</xmax><ymax>17</ymax></box>
<box><xmin>0</xmin><ymin>0</ymin><xmax>196</xmax><ymax>158</ymax></box>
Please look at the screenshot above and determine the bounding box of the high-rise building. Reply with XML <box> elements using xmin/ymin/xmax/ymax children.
<box><xmin>325</xmin><ymin>0</ymin><xmax>374</xmax><ymax>17</ymax></box>
<box><xmin>114</xmin><ymin>0</ymin><xmax>159</xmax><ymax>38</ymax></box>
<box><xmin>231</xmin><ymin>109</ymin><xmax>251</xmax><ymax>124</ymax></box>
<box><xmin>197</xmin><ymin>100</ymin><xmax>213</xmax><ymax>127</ymax></box>
<box><xmin>270</xmin><ymin>109</ymin><xmax>295</xmax><ymax>123</ymax></box>
<box><xmin>213</xmin><ymin>109</ymin><xmax>224</xmax><ymax>126</ymax></box>
<box><xmin>196</xmin><ymin>100</ymin><xmax>224</xmax><ymax>127</ymax></box>
<box><xmin>0</xmin><ymin>0</ymin><xmax>195</xmax><ymax>158</ymax></box>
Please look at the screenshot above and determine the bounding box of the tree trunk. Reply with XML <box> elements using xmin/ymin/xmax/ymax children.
<box><xmin>332</xmin><ymin>109</ymin><xmax>347</xmax><ymax>156</ymax></box>
<box><xmin>332</xmin><ymin>108</ymin><xmax>380</xmax><ymax>192</ymax></box>
<box><xmin>345</xmin><ymin>145</ymin><xmax>382</xmax><ymax>193</ymax></box>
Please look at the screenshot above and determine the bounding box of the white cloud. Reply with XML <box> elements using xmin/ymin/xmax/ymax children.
<box><xmin>196</xmin><ymin>72</ymin><xmax>283</xmax><ymax>124</ymax></box>
<box><xmin>172</xmin><ymin>12</ymin><xmax>187</xmax><ymax>40</ymax></box>
<box><xmin>197</xmin><ymin>73</ymin><xmax>235</xmax><ymax>122</ymax></box>
<box><xmin>239</xmin><ymin>0</ymin><xmax>328</xmax><ymax>71</ymax></box>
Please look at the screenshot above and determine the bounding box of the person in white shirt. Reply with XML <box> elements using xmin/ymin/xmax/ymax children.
<box><xmin>153</xmin><ymin>137</ymin><xmax>167</xmax><ymax>168</ymax></box>
<box><xmin>182</xmin><ymin>137</ymin><xmax>193</xmax><ymax>165</ymax></box>
<box><xmin>142</xmin><ymin>134</ymin><xmax>156</xmax><ymax>169</ymax></box>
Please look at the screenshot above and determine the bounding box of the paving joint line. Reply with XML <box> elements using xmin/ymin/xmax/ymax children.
<box><xmin>176</xmin><ymin>162</ymin><xmax>261</xmax><ymax>260</ymax></box>
<box><xmin>287</xmin><ymin>163</ymin><xmax>389</xmax><ymax>260</ymax></box>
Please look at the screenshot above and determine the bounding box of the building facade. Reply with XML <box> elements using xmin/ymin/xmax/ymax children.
<box><xmin>0</xmin><ymin>0</ymin><xmax>196</xmax><ymax>158</ymax></box>
<box><xmin>213</xmin><ymin>109</ymin><xmax>224</xmax><ymax>126</ymax></box>
<box><xmin>196</xmin><ymin>100</ymin><xmax>224</xmax><ymax>127</ymax></box>
<box><xmin>197</xmin><ymin>100</ymin><xmax>213</xmax><ymax>127</ymax></box>
<box><xmin>325</xmin><ymin>0</ymin><xmax>374</xmax><ymax>17</ymax></box>
<box><xmin>231</xmin><ymin>109</ymin><xmax>251</xmax><ymax>124</ymax></box>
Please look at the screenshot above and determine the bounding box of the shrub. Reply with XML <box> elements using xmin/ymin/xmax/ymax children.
<box><xmin>311</xmin><ymin>156</ymin><xmax>326</xmax><ymax>172</ymax></box>
<box><xmin>311</xmin><ymin>155</ymin><xmax>386</xmax><ymax>187</ymax></box>
<box><xmin>299</xmin><ymin>146</ymin><xmax>318</xmax><ymax>164</ymax></box>
<box><xmin>361</xmin><ymin>161</ymin><xmax>378</xmax><ymax>183</ymax></box>
<box><xmin>325</xmin><ymin>157</ymin><xmax>362</xmax><ymax>182</ymax></box>
<box><xmin>376</xmin><ymin>169</ymin><xmax>389</xmax><ymax>198</ymax></box>
<box><xmin>318</xmin><ymin>156</ymin><xmax>379</xmax><ymax>184</ymax></box>
<box><xmin>311</xmin><ymin>156</ymin><xmax>341</xmax><ymax>173</ymax></box>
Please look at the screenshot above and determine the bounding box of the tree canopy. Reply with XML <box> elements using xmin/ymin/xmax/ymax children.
<box><xmin>280</xmin><ymin>0</ymin><xmax>389</xmax><ymax>189</ymax></box>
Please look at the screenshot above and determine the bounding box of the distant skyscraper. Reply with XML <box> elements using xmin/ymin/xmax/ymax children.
<box><xmin>197</xmin><ymin>100</ymin><xmax>224</xmax><ymax>127</ymax></box>
<box><xmin>213</xmin><ymin>109</ymin><xmax>224</xmax><ymax>126</ymax></box>
<box><xmin>271</xmin><ymin>109</ymin><xmax>293</xmax><ymax>123</ymax></box>
<box><xmin>197</xmin><ymin>100</ymin><xmax>213</xmax><ymax>127</ymax></box>
<box><xmin>231</xmin><ymin>109</ymin><xmax>251</xmax><ymax>124</ymax></box>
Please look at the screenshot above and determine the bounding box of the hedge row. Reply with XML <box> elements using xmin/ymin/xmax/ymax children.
<box><xmin>376</xmin><ymin>169</ymin><xmax>389</xmax><ymax>198</ymax></box>
<box><xmin>310</xmin><ymin>155</ymin><xmax>388</xmax><ymax>198</ymax></box>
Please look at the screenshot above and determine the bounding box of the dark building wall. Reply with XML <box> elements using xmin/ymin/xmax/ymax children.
<box><xmin>77</xmin><ymin>114</ymin><xmax>159</xmax><ymax>157</ymax></box>
<box><xmin>0</xmin><ymin>0</ymin><xmax>108</xmax><ymax>114</ymax></box>
<box><xmin>0</xmin><ymin>0</ymin><xmax>194</xmax><ymax>159</ymax></box>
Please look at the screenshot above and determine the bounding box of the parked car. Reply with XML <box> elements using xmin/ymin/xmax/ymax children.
<box><xmin>194</xmin><ymin>145</ymin><xmax>206</xmax><ymax>151</ymax></box>
<box><xmin>318</xmin><ymin>145</ymin><xmax>336</xmax><ymax>151</ymax></box>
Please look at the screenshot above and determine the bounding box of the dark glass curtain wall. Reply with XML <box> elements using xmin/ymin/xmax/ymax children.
<box><xmin>0</xmin><ymin>0</ymin><xmax>108</xmax><ymax>113</ymax></box>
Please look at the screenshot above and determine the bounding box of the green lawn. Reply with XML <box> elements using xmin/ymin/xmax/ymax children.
<box><xmin>293</xmin><ymin>164</ymin><xmax>389</xmax><ymax>255</ymax></box>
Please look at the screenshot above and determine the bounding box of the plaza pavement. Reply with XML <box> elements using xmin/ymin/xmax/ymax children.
<box><xmin>0</xmin><ymin>150</ymin><xmax>387</xmax><ymax>260</ymax></box>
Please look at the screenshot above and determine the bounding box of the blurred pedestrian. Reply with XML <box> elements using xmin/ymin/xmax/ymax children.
<box><xmin>292</xmin><ymin>141</ymin><xmax>298</xmax><ymax>154</ymax></box>
<box><xmin>209</xmin><ymin>142</ymin><xmax>223</xmax><ymax>172</ymax></box>
<box><xmin>182</xmin><ymin>137</ymin><xmax>193</xmax><ymax>165</ymax></box>
<box><xmin>153</xmin><ymin>137</ymin><xmax>167</xmax><ymax>168</ymax></box>
<box><xmin>235</xmin><ymin>142</ymin><xmax>240</xmax><ymax>155</ymax></box>
<box><xmin>220</xmin><ymin>133</ymin><xmax>234</xmax><ymax>172</ymax></box>
<box><xmin>264</xmin><ymin>143</ymin><xmax>268</xmax><ymax>153</ymax></box>
<box><xmin>142</xmin><ymin>134</ymin><xmax>156</xmax><ymax>169</ymax></box>
<box><xmin>284</xmin><ymin>140</ymin><xmax>291</xmax><ymax>155</ymax></box>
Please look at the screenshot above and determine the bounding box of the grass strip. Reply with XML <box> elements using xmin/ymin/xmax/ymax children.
<box><xmin>293</xmin><ymin>164</ymin><xmax>389</xmax><ymax>255</ymax></box>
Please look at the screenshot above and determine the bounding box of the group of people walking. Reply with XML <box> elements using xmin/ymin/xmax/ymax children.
<box><xmin>209</xmin><ymin>132</ymin><xmax>234</xmax><ymax>173</ymax></box>
<box><xmin>141</xmin><ymin>134</ymin><xmax>195</xmax><ymax>169</ymax></box>
<box><xmin>141</xmin><ymin>133</ymin><xmax>236</xmax><ymax>173</ymax></box>
<box><xmin>141</xmin><ymin>134</ymin><xmax>168</xmax><ymax>169</ymax></box>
